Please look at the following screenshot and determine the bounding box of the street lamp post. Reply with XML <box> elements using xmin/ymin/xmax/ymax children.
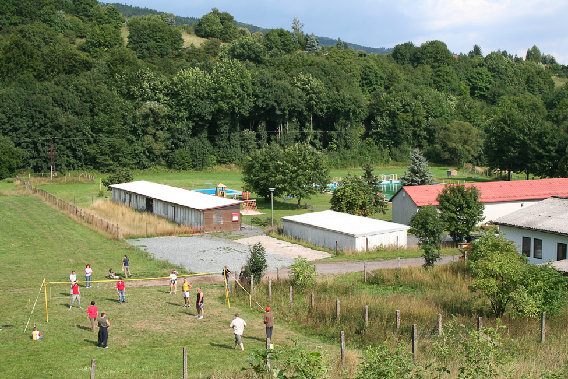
<box><xmin>269</xmin><ymin>188</ymin><xmax>275</xmax><ymax>227</ymax></box>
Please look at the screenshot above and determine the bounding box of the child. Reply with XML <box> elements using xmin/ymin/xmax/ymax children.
<box><xmin>31</xmin><ymin>326</ymin><xmax>42</xmax><ymax>340</ymax></box>
<box><xmin>169</xmin><ymin>269</ymin><xmax>178</xmax><ymax>294</ymax></box>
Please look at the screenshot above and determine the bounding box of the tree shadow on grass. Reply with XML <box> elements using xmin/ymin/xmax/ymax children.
<box><xmin>76</xmin><ymin>324</ymin><xmax>91</xmax><ymax>331</ymax></box>
<box><xmin>106</xmin><ymin>298</ymin><xmax>120</xmax><ymax>303</ymax></box>
<box><xmin>209</xmin><ymin>342</ymin><xmax>233</xmax><ymax>350</ymax></box>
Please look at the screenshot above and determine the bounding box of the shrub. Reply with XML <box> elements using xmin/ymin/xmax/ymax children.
<box><xmin>102</xmin><ymin>168</ymin><xmax>133</xmax><ymax>190</ymax></box>
<box><xmin>356</xmin><ymin>342</ymin><xmax>419</xmax><ymax>379</ymax></box>
<box><xmin>290</xmin><ymin>257</ymin><xmax>316</xmax><ymax>288</ymax></box>
<box><xmin>245</xmin><ymin>242</ymin><xmax>267</xmax><ymax>283</ymax></box>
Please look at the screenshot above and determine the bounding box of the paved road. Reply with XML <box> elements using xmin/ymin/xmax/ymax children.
<box><xmin>264</xmin><ymin>255</ymin><xmax>461</xmax><ymax>279</ymax></box>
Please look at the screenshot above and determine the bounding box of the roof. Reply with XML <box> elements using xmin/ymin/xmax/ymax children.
<box><xmin>493</xmin><ymin>197</ymin><xmax>568</xmax><ymax>236</ymax></box>
<box><xmin>282</xmin><ymin>210</ymin><xmax>409</xmax><ymax>237</ymax></box>
<box><xmin>391</xmin><ymin>178</ymin><xmax>568</xmax><ymax>207</ymax></box>
<box><xmin>109</xmin><ymin>181</ymin><xmax>241</xmax><ymax>210</ymax></box>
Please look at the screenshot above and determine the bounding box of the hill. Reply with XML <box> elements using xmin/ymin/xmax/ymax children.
<box><xmin>107</xmin><ymin>2</ymin><xmax>390</xmax><ymax>54</ymax></box>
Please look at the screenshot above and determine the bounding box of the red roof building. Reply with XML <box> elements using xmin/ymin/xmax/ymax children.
<box><xmin>391</xmin><ymin>178</ymin><xmax>568</xmax><ymax>225</ymax></box>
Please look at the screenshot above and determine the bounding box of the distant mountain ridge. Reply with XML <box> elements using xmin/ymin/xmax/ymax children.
<box><xmin>107</xmin><ymin>2</ymin><xmax>392</xmax><ymax>54</ymax></box>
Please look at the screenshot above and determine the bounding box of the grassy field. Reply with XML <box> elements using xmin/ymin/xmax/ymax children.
<box><xmin>0</xmin><ymin>193</ymin><xmax>344</xmax><ymax>378</ymax></box>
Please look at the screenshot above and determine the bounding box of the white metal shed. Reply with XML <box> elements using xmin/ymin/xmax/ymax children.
<box><xmin>282</xmin><ymin>210</ymin><xmax>409</xmax><ymax>252</ymax></box>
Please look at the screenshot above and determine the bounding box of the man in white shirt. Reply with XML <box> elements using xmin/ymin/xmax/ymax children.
<box><xmin>229</xmin><ymin>313</ymin><xmax>246</xmax><ymax>351</ymax></box>
<box><xmin>69</xmin><ymin>270</ymin><xmax>77</xmax><ymax>294</ymax></box>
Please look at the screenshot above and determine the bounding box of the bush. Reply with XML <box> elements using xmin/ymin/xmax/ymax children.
<box><xmin>356</xmin><ymin>342</ymin><xmax>419</xmax><ymax>379</ymax></box>
<box><xmin>245</xmin><ymin>242</ymin><xmax>267</xmax><ymax>283</ymax></box>
<box><xmin>102</xmin><ymin>168</ymin><xmax>133</xmax><ymax>190</ymax></box>
<box><xmin>290</xmin><ymin>257</ymin><xmax>316</xmax><ymax>288</ymax></box>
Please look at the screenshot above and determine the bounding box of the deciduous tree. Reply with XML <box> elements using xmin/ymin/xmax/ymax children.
<box><xmin>409</xmin><ymin>205</ymin><xmax>444</xmax><ymax>267</ymax></box>
<box><xmin>437</xmin><ymin>184</ymin><xmax>484</xmax><ymax>245</ymax></box>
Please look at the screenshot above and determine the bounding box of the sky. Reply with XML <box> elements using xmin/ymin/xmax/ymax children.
<box><xmin>112</xmin><ymin>0</ymin><xmax>568</xmax><ymax>64</ymax></box>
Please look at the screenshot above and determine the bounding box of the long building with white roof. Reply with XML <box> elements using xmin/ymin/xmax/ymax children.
<box><xmin>109</xmin><ymin>181</ymin><xmax>242</xmax><ymax>232</ymax></box>
<box><xmin>282</xmin><ymin>210</ymin><xmax>409</xmax><ymax>252</ymax></box>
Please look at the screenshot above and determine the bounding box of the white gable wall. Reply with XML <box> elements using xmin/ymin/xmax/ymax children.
<box><xmin>499</xmin><ymin>225</ymin><xmax>568</xmax><ymax>264</ymax></box>
<box><xmin>484</xmin><ymin>200</ymin><xmax>541</xmax><ymax>223</ymax></box>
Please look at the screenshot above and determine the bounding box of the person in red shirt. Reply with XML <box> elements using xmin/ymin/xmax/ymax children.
<box><xmin>116</xmin><ymin>278</ymin><xmax>126</xmax><ymax>303</ymax></box>
<box><xmin>87</xmin><ymin>301</ymin><xmax>98</xmax><ymax>332</ymax></box>
<box><xmin>69</xmin><ymin>281</ymin><xmax>81</xmax><ymax>309</ymax></box>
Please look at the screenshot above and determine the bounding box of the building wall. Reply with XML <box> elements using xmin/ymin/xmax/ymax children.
<box><xmin>203</xmin><ymin>204</ymin><xmax>241</xmax><ymax>232</ymax></box>
<box><xmin>483</xmin><ymin>200</ymin><xmax>540</xmax><ymax>223</ymax></box>
<box><xmin>392</xmin><ymin>189</ymin><xmax>419</xmax><ymax>225</ymax></box>
<box><xmin>282</xmin><ymin>220</ymin><xmax>408</xmax><ymax>252</ymax></box>
<box><xmin>112</xmin><ymin>188</ymin><xmax>242</xmax><ymax>231</ymax></box>
<box><xmin>500</xmin><ymin>226</ymin><xmax>568</xmax><ymax>264</ymax></box>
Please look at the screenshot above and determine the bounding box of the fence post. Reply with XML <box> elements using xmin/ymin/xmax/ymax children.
<box><xmin>335</xmin><ymin>241</ymin><xmax>338</xmax><ymax>255</ymax></box>
<box><xmin>183</xmin><ymin>346</ymin><xmax>188</xmax><ymax>379</ymax></box>
<box><xmin>90</xmin><ymin>359</ymin><xmax>96</xmax><ymax>379</ymax></box>
<box><xmin>310</xmin><ymin>292</ymin><xmax>315</xmax><ymax>309</ymax></box>
<box><xmin>336</xmin><ymin>299</ymin><xmax>340</xmax><ymax>323</ymax></box>
<box><xmin>289</xmin><ymin>286</ymin><xmax>293</xmax><ymax>310</ymax></box>
<box><xmin>266</xmin><ymin>338</ymin><xmax>271</xmax><ymax>369</ymax></box>
<box><xmin>250</xmin><ymin>276</ymin><xmax>254</xmax><ymax>294</ymax></box>
<box><xmin>541</xmin><ymin>311</ymin><xmax>546</xmax><ymax>343</ymax></box>
<box><xmin>340</xmin><ymin>330</ymin><xmax>345</xmax><ymax>365</ymax></box>
<box><xmin>477</xmin><ymin>316</ymin><xmax>482</xmax><ymax>331</ymax></box>
<box><xmin>363</xmin><ymin>262</ymin><xmax>367</xmax><ymax>283</ymax></box>
<box><xmin>268</xmin><ymin>279</ymin><xmax>272</xmax><ymax>300</ymax></box>
<box><xmin>364</xmin><ymin>305</ymin><xmax>369</xmax><ymax>328</ymax></box>
<box><xmin>411</xmin><ymin>324</ymin><xmax>418</xmax><ymax>360</ymax></box>
<box><xmin>396</xmin><ymin>310</ymin><xmax>401</xmax><ymax>329</ymax></box>
<box><xmin>437</xmin><ymin>314</ymin><xmax>443</xmax><ymax>336</ymax></box>
<box><xmin>276</xmin><ymin>268</ymin><xmax>279</xmax><ymax>281</ymax></box>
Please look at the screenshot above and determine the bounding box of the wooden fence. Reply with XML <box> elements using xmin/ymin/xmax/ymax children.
<box><xmin>18</xmin><ymin>178</ymin><xmax>121</xmax><ymax>239</ymax></box>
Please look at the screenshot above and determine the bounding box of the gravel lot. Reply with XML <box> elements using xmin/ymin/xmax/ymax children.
<box><xmin>127</xmin><ymin>233</ymin><xmax>295</xmax><ymax>274</ymax></box>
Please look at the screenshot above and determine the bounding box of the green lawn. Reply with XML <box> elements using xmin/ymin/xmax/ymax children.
<box><xmin>0</xmin><ymin>194</ymin><xmax>339</xmax><ymax>378</ymax></box>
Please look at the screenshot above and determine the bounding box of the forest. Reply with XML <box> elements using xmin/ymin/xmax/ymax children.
<box><xmin>1</xmin><ymin>0</ymin><xmax>567</xmax><ymax>178</ymax></box>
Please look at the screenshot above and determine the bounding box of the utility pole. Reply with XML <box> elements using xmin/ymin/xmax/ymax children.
<box><xmin>48</xmin><ymin>138</ymin><xmax>56</xmax><ymax>181</ymax></box>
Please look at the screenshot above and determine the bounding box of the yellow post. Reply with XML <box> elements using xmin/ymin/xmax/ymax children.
<box><xmin>99</xmin><ymin>177</ymin><xmax>102</xmax><ymax>192</ymax></box>
<box><xmin>43</xmin><ymin>279</ymin><xmax>48</xmax><ymax>323</ymax></box>
<box><xmin>224</xmin><ymin>275</ymin><xmax>231</xmax><ymax>309</ymax></box>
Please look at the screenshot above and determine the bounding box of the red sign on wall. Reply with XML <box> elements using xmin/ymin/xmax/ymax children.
<box><xmin>232</xmin><ymin>213</ymin><xmax>239</xmax><ymax>222</ymax></box>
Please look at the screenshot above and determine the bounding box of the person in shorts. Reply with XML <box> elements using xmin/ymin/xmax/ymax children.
<box><xmin>195</xmin><ymin>287</ymin><xmax>204</xmax><ymax>319</ymax></box>
<box><xmin>122</xmin><ymin>255</ymin><xmax>131</xmax><ymax>278</ymax></box>
<box><xmin>182</xmin><ymin>278</ymin><xmax>192</xmax><ymax>307</ymax></box>
<box><xmin>87</xmin><ymin>301</ymin><xmax>98</xmax><ymax>332</ymax></box>
<box><xmin>169</xmin><ymin>269</ymin><xmax>178</xmax><ymax>294</ymax></box>
<box><xmin>229</xmin><ymin>313</ymin><xmax>246</xmax><ymax>351</ymax></box>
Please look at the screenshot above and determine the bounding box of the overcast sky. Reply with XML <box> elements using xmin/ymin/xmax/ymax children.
<box><xmin>112</xmin><ymin>0</ymin><xmax>568</xmax><ymax>64</ymax></box>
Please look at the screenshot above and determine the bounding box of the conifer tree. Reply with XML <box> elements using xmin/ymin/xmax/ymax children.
<box><xmin>400</xmin><ymin>149</ymin><xmax>434</xmax><ymax>186</ymax></box>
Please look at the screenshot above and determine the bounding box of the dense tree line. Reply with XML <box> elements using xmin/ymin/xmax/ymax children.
<box><xmin>0</xmin><ymin>2</ymin><xmax>567</xmax><ymax>177</ymax></box>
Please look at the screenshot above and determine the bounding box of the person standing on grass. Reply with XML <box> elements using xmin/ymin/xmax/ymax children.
<box><xmin>264</xmin><ymin>307</ymin><xmax>274</xmax><ymax>342</ymax></box>
<box><xmin>230</xmin><ymin>313</ymin><xmax>246</xmax><ymax>351</ymax></box>
<box><xmin>117</xmin><ymin>277</ymin><xmax>126</xmax><ymax>303</ymax></box>
<box><xmin>69</xmin><ymin>281</ymin><xmax>81</xmax><ymax>309</ymax></box>
<box><xmin>87</xmin><ymin>301</ymin><xmax>98</xmax><ymax>332</ymax></box>
<box><xmin>122</xmin><ymin>255</ymin><xmax>130</xmax><ymax>278</ymax></box>
<box><xmin>222</xmin><ymin>266</ymin><xmax>231</xmax><ymax>293</ymax></box>
<box><xmin>97</xmin><ymin>313</ymin><xmax>110</xmax><ymax>348</ymax></box>
<box><xmin>69</xmin><ymin>270</ymin><xmax>77</xmax><ymax>294</ymax></box>
<box><xmin>196</xmin><ymin>287</ymin><xmax>204</xmax><ymax>319</ymax></box>
<box><xmin>169</xmin><ymin>269</ymin><xmax>178</xmax><ymax>294</ymax></box>
<box><xmin>182</xmin><ymin>278</ymin><xmax>192</xmax><ymax>307</ymax></box>
<box><xmin>85</xmin><ymin>264</ymin><xmax>93</xmax><ymax>288</ymax></box>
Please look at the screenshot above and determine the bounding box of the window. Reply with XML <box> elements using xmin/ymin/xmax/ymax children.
<box><xmin>521</xmin><ymin>237</ymin><xmax>531</xmax><ymax>257</ymax></box>
<box><xmin>533</xmin><ymin>238</ymin><xmax>542</xmax><ymax>259</ymax></box>
<box><xmin>213</xmin><ymin>212</ymin><xmax>223</xmax><ymax>225</ymax></box>
<box><xmin>558</xmin><ymin>243</ymin><xmax>567</xmax><ymax>261</ymax></box>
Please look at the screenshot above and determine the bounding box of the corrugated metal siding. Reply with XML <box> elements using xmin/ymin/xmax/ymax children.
<box><xmin>111</xmin><ymin>188</ymin><xmax>204</xmax><ymax>228</ymax></box>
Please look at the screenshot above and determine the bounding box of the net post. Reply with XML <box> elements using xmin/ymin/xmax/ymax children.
<box><xmin>43</xmin><ymin>279</ymin><xmax>48</xmax><ymax>323</ymax></box>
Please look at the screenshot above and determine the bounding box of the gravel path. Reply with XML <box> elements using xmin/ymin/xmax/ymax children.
<box><xmin>235</xmin><ymin>236</ymin><xmax>331</xmax><ymax>260</ymax></box>
<box><xmin>127</xmin><ymin>234</ymin><xmax>294</xmax><ymax>274</ymax></box>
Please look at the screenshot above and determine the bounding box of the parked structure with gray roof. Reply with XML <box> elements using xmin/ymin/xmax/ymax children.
<box><xmin>493</xmin><ymin>197</ymin><xmax>568</xmax><ymax>264</ymax></box>
<box><xmin>282</xmin><ymin>210</ymin><xmax>409</xmax><ymax>252</ymax></box>
<box><xmin>109</xmin><ymin>181</ymin><xmax>242</xmax><ymax>232</ymax></box>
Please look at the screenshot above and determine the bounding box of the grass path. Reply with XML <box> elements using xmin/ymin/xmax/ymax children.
<box><xmin>0</xmin><ymin>193</ymin><xmax>341</xmax><ymax>378</ymax></box>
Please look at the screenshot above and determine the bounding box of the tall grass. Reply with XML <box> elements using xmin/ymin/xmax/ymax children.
<box><xmin>90</xmin><ymin>199</ymin><xmax>202</xmax><ymax>238</ymax></box>
<box><xmin>232</xmin><ymin>262</ymin><xmax>568</xmax><ymax>377</ymax></box>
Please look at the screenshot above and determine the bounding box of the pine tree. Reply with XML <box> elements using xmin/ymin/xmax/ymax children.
<box><xmin>305</xmin><ymin>34</ymin><xmax>320</xmax><ymax>53</ymax></box>
<box><xmin>400</xmin><ymin>149</ymin><xmax>434</xmax><ymax>186</ymax></box>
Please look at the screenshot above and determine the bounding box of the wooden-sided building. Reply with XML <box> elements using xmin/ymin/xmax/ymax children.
<box><xmin>109</xmin><ymin>181</ymin><xmax>242</xmax><ymax>232</ymax></box>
